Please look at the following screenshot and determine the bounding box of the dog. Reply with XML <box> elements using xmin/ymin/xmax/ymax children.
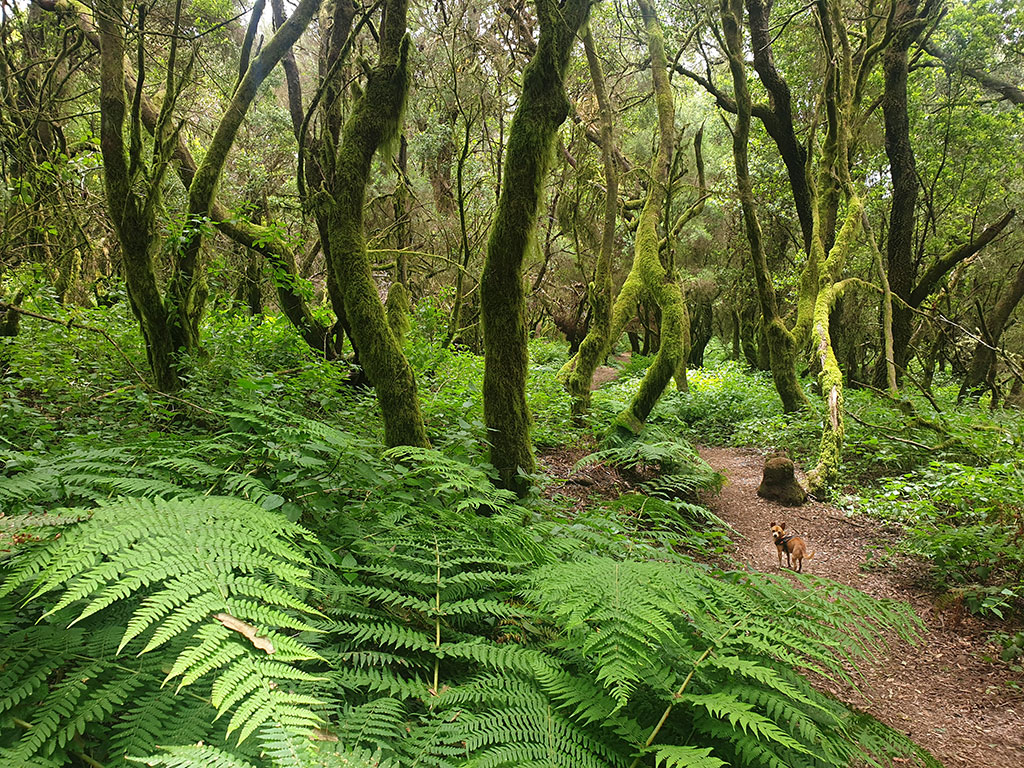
<box><xmin>770</xmin><ymin>522</ymin><xmax>814</xmax><ymax>573</ymax></box>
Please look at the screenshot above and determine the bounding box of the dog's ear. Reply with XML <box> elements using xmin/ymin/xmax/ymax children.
<box><xmin>770</xmin><ymin>522</ymin><xmax>777</xmax><ymax>529</ymax></box>
<box><xmin>780</xmin><ymin>522</ymin><xmax>786</xmax><ymax>530</ymax></box>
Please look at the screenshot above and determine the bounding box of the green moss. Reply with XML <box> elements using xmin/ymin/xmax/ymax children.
<box><xmin>609</xmin><ymin>212</ymin><xmax>689</xmax><ymax>435</ymax></box>
<box><xmin>561</xmin><ymin>26</ymin><xmax>618</xmax><ymax>420</ymax></box>
<box><xmin>807</xmin><ymin>195</ymin><xmax>863</xmax><ymax>491</ymax></box>
<box><xmin>481</xmin><ymin>0</ymin><xmax>591</xmax><ymax>493</ymax></box>
<box><xmin>323</xmin><ymin>9</ymin><xmax>428</xmax><ymax>449</ymax></box>
<box><xmin>604</xmin><ymin>0</ymin><xmax>693</xmax><ymax>437</ymax></box>
<box><xmin>385</xmin><ymin>282</ymin><xmax>411</xmax><ymax>345</ymax></box>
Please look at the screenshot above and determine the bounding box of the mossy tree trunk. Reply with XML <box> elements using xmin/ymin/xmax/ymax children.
<box><xmin>321</xmin><ymin>0</ymin><xmax>429</xmax><ymax>448</ymax></box>
<box><xmin>558</xmin><ymin>25</ymin><xmax>618</xmax><ymax>420</ymax></box>
<box><xmin>96</xmin><ymin>0</ymin><xmax>180</xmax><ymax>391</ymax></box>
<box><xmin>165</xmin><ymin>0</ymin><xmax>321</xmax><ymax>353</ymax></box>
<box><xmin>480</xmin><ymin>0</ymin><xmax>591</xmax><ymax>492</ymax></box>
<box><xmin>91</xmin><ymin>0</ymin><xmax>321</xmax><ymax>390</ymax></box>
<box><xmin>872</xmin><ymin>0</ymin><xmax>940</xmax><ymax>386</ymax></box>
<box><xmin>445</xmin><ymin>71</ymin><xmax>478</xmax><ymax>349</ymax></box>
<box><xmin>721</xmin><ymin>0</ymin><xmax>807</xmax><ymax>413</ymax></box>
<box><xmin>807</xmin><ymin>198</ymin><xmax>862</xmax><ymax>491</ymax></box>
<box><xmin>803</xmin><ymin>0</ymin><xmax>866</xmax><ymax>491</ymax></box>
<box><xmin>607</xmin><ymin>0</ymin><xmax>694</xmax><ymax>436</ymax></box>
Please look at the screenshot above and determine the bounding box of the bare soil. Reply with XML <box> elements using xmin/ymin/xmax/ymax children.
<box><xmin>590</xmin><ymin>352</ymin><xmax>633</xmax><ymax>390</ymax></box>
<box><xmin>699</xmin><ymin>445</ymin><xmax>1024</xmax><ymax>768</ymax></box>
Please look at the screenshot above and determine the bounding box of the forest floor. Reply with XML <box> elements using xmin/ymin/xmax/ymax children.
<box><xmin>699</xmin><ymin>446</ymin><xmax>1024</xmax><ymax>768</ymax></box>
<box><xmin>538</xmin><ymin>356</ymin><xmax>1024</xmax><ymax>767</ymax></box>
<box><xmin>539</xmin><ymin>443</ymin><xmax>1024</xmax><ymax>768</ymax></box>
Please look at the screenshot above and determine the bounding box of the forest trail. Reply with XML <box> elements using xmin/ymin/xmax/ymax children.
<box><xmin>698</xmin><ymin>446</ymin><xmax>1024</xmax><ymax>768</ymax></box>
<box><xmin>590</xmin><ymin>352</ymin><xmax>634</xmax><ymax>390</ymax></box>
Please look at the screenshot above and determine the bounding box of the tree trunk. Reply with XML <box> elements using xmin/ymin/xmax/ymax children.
<box><xmin>95</xmin><ymin>0</ymin><xmax>181</xmax><ymax>391</ymax></box>
<box><xmin>722</xmin><ymin>0</ymin><xmax>807</xmax><ymax>412</ymax></box>
<box><xmin>807</xmin><ymin>197</ymin><xmax>863</xmax><ymax>491</ymax></box>
<box><xmin>559</xmin><ymin>25</ymin><xmax>618</xmax><ymax>419</ymax></box>
<box><xmin>875</xmin><ymin>0</ymin><xmax>938</xmax><ymax>385</ymax></box>
<box><xmin>322</xmin><ymin>0</ymin><xmax>428</xmax><ymax>448</ymax></box>
<box><xmin>959</xmin><ymin>259</ymin><xmax>1024</xmax><ymax>401</ymax></box>
<box><xmin>166</xmin><ymin>0</ymin><xmax>322</xmax><ymax>353</ymax></box>
<box><xmin>598</xmin><ymin>0</ymin><xmax>694</xmax><ymax>435</ymax></box>
<box><xmin>688</xmin><ymin>298</ymin><xmax>714</xmax><ymax>368</ymax></box>
<box><xmin>445</xmin><ymin>112</ymin><xmax>475</xmax><ymax>348</ymax></box>
<box><xmin>480</xmin><ymin>0</ymin><xmax>591</xmax><ymax>492</ymax></box>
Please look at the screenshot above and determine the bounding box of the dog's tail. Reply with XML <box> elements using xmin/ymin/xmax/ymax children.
<box><xmin>807</xmin><ymin>551</ymin><xmax>815</xmax><ymax>560</ymax></box>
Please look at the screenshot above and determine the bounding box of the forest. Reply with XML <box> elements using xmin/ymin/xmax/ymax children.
<box><xmin>1</xmin><ymin>0</ymin><xmax>1023</xmax><ymax>765</ymax></box>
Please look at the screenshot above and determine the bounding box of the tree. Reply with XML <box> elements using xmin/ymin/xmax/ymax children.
<box><xmin>66</xmin><ymin>0</ymin><xmax>321</xmax><ymax>389</ymax></box>
<box><xmin>958</xmin><ymin>258</ymin><xmax>1024</xmax><ymax>401</ymax></box>
<box><xmin>480</xmin><ymin>0</ymin><xmax>591</xmax><ymax>492</ymax></box>
<box><xmin>605</xmin><ymin>0</ymin><xmax>694</xmax><ymax>435</ymax></box>
<box><xmin>318</xmin><ymin>0</ymin><xmax>430</xmax><ymax>448</ymax></box>
<box><xmin>558</xmin><ymin>25</ymin><xmax>619</xmax><ymax>420</ymax></box>
<box><xmin>720</xmin><ymin>0</ymin><xmax>808</xmax><ymax>414</ymax></box>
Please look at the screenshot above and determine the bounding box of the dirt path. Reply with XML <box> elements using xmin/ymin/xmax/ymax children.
<box><xmin>699</xmin><ymin>446</ymin><xmax>1024</xmax><ymax>768</ymax></box>
<box><xmin>590</xmin><ymin>352</ymin><xmax>633</xmax><ymax>390</ymax></box>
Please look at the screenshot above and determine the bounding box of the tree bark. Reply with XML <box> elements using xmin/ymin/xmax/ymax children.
<box><xmin>322</xmin><ymin>0</ymin><xmax>429</xmax><ymax>448</ymax></box>
<box><xmin>745</xmin><ymin>0</ymin><xmax>813</xmax><ymax>253</ymax></box>
<box><xmin>166</xmin><ymin>0</ymin><xmax>322</xmax><ymax>352</ymax></box>
<box><xmin>875</xmin><ymin>0</ymin><xmax>938</xmax><ymax>385</ymax></box>
<box><xmin>594</xmin><ymin>0</ymin><xmax>693</xmax><ymax>436</ymax></box>
<box><xmin>721</xmin><ymin>0</ymin><xmax>807</xmax><ymax>412</ymax></box>
<box><xmin>558</xmin><ymin>25</ymin><xmax>618</xmax><ymax>420</ymax></box>
<box><xmin>480</xmin><ymin>0</ymin><xmax>590</xmax><ymax>492</ymax></box>
<box><xmin>924</xmin><ymin>42</ymin><xmax>1024</xmax><ymax>106</ymax></box>
<box><xmin>959</xmin><ymin>259</ymin><xmax>1024</xmax><ymax>401</ymax></box>
<box><xmin>95</xmin><ymin>0</ymin><xmax>180</xmax><ymax>391</ymax></box>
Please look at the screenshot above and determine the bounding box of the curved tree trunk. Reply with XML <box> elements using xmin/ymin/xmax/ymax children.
<box><xmin>87</xmin><ymin>0</ymin><xmax>321</xmax><ymax>389</ymax></box>
<box><xmin>609</xmin><ymin>0</ymin><xmax>691</xmax><ymax>435</ymax></box>
<box><xmin>322</xmin><ymin>0</ymin><xmax>428</xmax><ymax>448</ymax></box>
<box><xmin>559</xmin><ymin>25</ymin><xmax>618</xmax><ymax>420</ymax></box>
<box><xmin>721</xmin><ymin>0</ymin><xmax>807</xmax><ymax>413</ymax></box>
<box><xmin>480</xmin><ymin>0</ymin><xmax>591</xmax><ymax>492</ymax></box>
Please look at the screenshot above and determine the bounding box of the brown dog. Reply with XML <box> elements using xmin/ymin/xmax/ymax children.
<box><xmin>770</xmin><ymin>523</ymin><xmax>814</xmax><ymax>572</ymax></box>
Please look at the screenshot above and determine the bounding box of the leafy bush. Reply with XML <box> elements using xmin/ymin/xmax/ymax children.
<box><xmin>861</xmin><ymin>461</ymin><xmax>1024</xmax><ymax>618</ymax></box>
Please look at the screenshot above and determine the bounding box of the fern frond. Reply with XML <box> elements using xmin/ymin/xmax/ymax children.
<box><xmin>2</xmin><ymin>495</ymin><xmax>326</xmax><ymax>761</ymax></box>
<box><xmin>654</xmin><ymin>745</ymin><xmax>728</xmax><ymax>768</ymax></box>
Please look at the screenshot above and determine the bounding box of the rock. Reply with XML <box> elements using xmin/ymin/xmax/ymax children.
<box><xmin>757</xmin><ymin>455</ymin><xmax>807</xmax><ymax>506</ymax></box>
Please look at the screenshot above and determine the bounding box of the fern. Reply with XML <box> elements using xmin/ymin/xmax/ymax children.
<box><xmin>653</xmin><ymin>745</ymin><xmax>727</xmax><ymax>767</ymax></box>
<box><xmin>1</xmin><ymin>496</ymin><xmax>325</xmax><ymax>764</ymax></box>
<box><xmin>579</xmin><ymin>428</ymin><xmax>724</xmax><ymax>500</ymax></box>
<box><xmin>531</xmin><ymin>556</ymin><xmax>941</xmax><ymax>767</ymax></box>
<box><xmin>1</xmin><ymin>410</ymin><xmax>945</xmax><ymax>768</ymax></box>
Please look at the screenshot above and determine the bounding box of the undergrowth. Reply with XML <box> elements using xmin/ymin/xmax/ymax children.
<box><xmin>0</xmin><ymin>303</ymin><xmax>980</xmax><ymax>766</ymax></box>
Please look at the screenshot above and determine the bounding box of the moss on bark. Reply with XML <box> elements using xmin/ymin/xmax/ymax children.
<box><xmin>561</xmin><ymin>26</ymin><xmax>617</xmax><ymax>420</ymax></box>
<box><xmin>601</xmin><ymin>0</ymin><xmax>694</xmax><ymax>437</ymax></box>
<box><xmin>721</xmin><ymin>0</ymin><xmax>807</xmax><ymax>413</ymax></box>
<box><xmin>807</xmin><ymin>195</ymin><xmax>863</xmax><ymax>491</ymax></box>
<box><xmin>385</xmin><ymin>281</ymin><xmax>411</xmax><ymax>345</ymax></box>
<box><xmin>96</xmin><ymin>0</ymin><xmax>181</xmax><ymax>391</ymax></box>
<box><xmin>481</xmin><ymin>0</ymin><xmax>591</xmax><ymax>492</ymax></box>
<box><xmin>323</xmin><ymin>0</ymin><xmax>428</xmax><ymax>449</ymax></box>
